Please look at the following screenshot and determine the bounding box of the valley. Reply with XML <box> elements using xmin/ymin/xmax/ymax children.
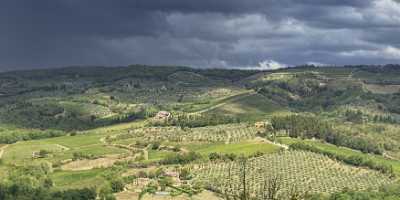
<box><xmin>1</xmin><ymin>65</ymin><xmax>400</xmax><ymax>199</ymax></box>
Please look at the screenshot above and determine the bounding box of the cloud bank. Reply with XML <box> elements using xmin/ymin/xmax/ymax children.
<box><xmin>0</xmin><ymin>0</ymin><xmax>399</xmax><ymax>70</ymax></box>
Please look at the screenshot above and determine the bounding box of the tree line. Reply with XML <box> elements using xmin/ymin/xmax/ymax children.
<box><xmin>0</xmin><ymin>129</ymin><xmax>65</xmax><ymax>144</ymax></box>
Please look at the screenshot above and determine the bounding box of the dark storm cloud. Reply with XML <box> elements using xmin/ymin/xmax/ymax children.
<box><xmin>0</xmin><ymin>0</ymin><xmax>399</xmax><ymax>70</ymax></box>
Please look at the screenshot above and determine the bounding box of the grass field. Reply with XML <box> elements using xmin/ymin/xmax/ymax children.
<box><xmin>51</xmin><ymin>168</ymin><xmax>106</xmax><ymax>189</ymax></box>
<box><xmin>206</xmin><ymin>93</ymin><xmax>287</xmax><ymax>121</ymax></box>
<box><xmin>2</xmin><ymin>141</ymin><xmax>66</xmax><ymax>165</ymax></box>
<box><xmin>363</xmin><ymin>83</ymin><xmax>400</xmax><ymax>94</ymax></box>
<box><xmin>148</xmin><ymin>150</ymin><xmax>176</xmax><ymax>162</ymax></box>
<box><xmin>182</xmin><ymin>89</ymin><xmax>251</xmax><ymax>113</ymax></box>
<box><xmin>1</xmin><ymin>120</ymin><xmax>146</xmax><ymax>165</ymax></box>
<box><xmin>184</xmin><ymin>140</ymin><xmax>281</xmax><ymax>156</ymax></box>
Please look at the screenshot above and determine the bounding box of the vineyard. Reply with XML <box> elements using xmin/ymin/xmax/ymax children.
<box><xmin>193</xmin><ymin>151</ymin><xmax>394</xmax><ymax>199</ymax></box>
<box><xmin>108</xmin><ymin>123</ymin><xmax>259</xmax><ymax>144</ymax></box>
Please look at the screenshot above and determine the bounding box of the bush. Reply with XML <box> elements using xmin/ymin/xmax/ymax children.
<box><xmin>39</xmin><ymin>149</ymin><xmax>51</xmax><ymax>158</ymax></box>
<box><xmin>151</xmin><ymin>141</ymin><xmax>161</xmax><ymax>150</ymax></box>
<box><xmin>179</xmin><ymin>168</ymin><xmax>192</xmax><ymax>180</ymax></box>
<box><xmin>208</xmin><ymin>153</ymin><xmax>237</xmax><ymax>161</ymax></box>
<box><xmin>160</xmin><ymin>152</ymin><xmax>202</xmax><ymax>165</ymax></box>
<box><xmin>72</xmin><ymin>152</ymin><xmax>96</xmax><ymax>160</ymax></box>
<box><xmin>110</xmin><ymin>179</ymin><xmax>125</xmax><ymax>193</ymax></box>
<box><xmin>99</xmin><ymin>184</ymin><xmax>115</xmax><ymax>200</ymax></box>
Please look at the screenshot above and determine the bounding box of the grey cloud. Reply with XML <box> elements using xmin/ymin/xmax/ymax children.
<box><xmin>0</xmin><ymin>0</ymin><xmax>399</xmax><ymax>70</ymax></box>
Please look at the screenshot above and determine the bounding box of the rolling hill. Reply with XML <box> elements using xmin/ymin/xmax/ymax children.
<box><xmin>1</xmin><ymin>65</ymin><xmax>400</xmax><ymax>200</ymax></box>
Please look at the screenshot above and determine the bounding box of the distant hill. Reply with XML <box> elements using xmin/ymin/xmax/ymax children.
<box><xmin>1</xmin><ymin>64</ymin><xmax>400</xmax><ymax>131</ymax></box>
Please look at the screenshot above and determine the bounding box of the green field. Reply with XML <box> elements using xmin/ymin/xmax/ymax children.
<box><xmin>51</xmin><ymin>168</ymin><xmax>106</xmax><ymax>189</ymax></box>
<box><xmin>206</xmin><ymin>93</ymin><xmax>287</xmax><ymax>121</ymax></box>
<box><xmin>185</xmin><ymin>141</ymin><xmax>281</xmax><ymax>156</ymax></box>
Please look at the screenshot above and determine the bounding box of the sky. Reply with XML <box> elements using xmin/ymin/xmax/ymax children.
<box><xmin>1</xmin><ymin>0</ymin><xmax>400</xmax><ymax>71</ymax></box>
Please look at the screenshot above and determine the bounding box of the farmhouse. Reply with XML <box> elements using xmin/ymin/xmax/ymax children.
<box><xmin>165</xmin><ymin>171</ymin><xmax>179</xmax><ymax>178</ymax></box>
<box><xmin>134</xmin><ymin>178</ymin><xmax>151</xmax><ymax>188</ymax></box>
<box><xmin>255</xmin><ymin>121</ymin><xmax>273</xmax><ymax>129</ymax></box>
<box><xmin>32</xmin><ymin>151</ymin><xmax>40</xmax><ymax>159</ymax></box>
<box><xmin>155</xmin><ymin>111</ymin><xmax>171</xmax><ymax>120</ymax></box>
<box><xmin>255</xmin><ymin>121</ymin><xmax>266</xmax><ymax>129</ymax></box>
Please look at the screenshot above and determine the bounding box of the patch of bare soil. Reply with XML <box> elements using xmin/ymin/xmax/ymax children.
<box><xmin>364</xmin><ymin>84</ymin><xmax>400</xmax><ymax>94</ymax></box>
<box><xmin>192</xmin><ymin>191</ymin><xmax>223</xmax><ymax>200</ymax></box>
<box><xmin>122</xmin><ymin>166</ymin><xmax>157</xmax><ymax>177</ymax></box>
<box><xmin>255</xmin><ymin>137</ymin><xmax>288</xmax><ymax>150</ymax></box>
<box><xmin>115</xmin><ymin>191</ymin><xmax>139</xmax><ymax>200</ymax></box>
<box><xmin>61</xmin><ymin>155</ymin><xmax>133</xmax><ymax>171</ymax></box>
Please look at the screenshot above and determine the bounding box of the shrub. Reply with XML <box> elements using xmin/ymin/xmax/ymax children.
<box><xmin>110</xmin><ymin>179</ymin><xmax>125</xmax><ymax>193</ymax></box>
<box><xmin>208</xmin><ymin>153</ymin><xmax>237</xmax><ymax>161</ymax></box>
<box><xmin>179</xmin><ymin>168</ymin><xmax>192</xmax><ymax>180</ymax></box>
<box><xmin>39</xmin><ymin>149</ymin><xmax>51</xmax><ymax>158</ymax></box>
<box><xmin>72</xmin><ymin>152</ymin><xmax>96</xmax><ymax>160</ymax></box>
<box><xmin>151</xmin><ymin>141</ymin><xmax>161</xmax><ymax>150</ymax></box>
<box><xmin>160</xmin><ymin>152</ymin><xmax>202</xmax><ymax>165</ymax></box>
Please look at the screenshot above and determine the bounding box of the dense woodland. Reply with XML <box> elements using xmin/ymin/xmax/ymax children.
<box><xmin>271</xmin><ymin>115</ymin><xmax>384</xmax><ymax>154</ymax></box>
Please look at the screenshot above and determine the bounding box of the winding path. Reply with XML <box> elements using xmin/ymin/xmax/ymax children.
<box><xmin>255</xmin><ymin>137</ymin><xmax>289</xmax><ymax>150</ymax></box>
<box><xmin>192</xmin><ymin>91</ymin><xmax>256</xmax><ymax>114</ymax></box>
<box><xmin>0</xmin><ymin>145</ymin><xmax>9</xmax><ymax>159</ymax></box>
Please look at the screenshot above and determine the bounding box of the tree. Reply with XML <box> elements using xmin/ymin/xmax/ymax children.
<box><xmin>238</xmin><ymin>157</ymin><xmax>250</xmax><ymax>200</ymax></box>
<box><xmin>266</xmin><ymin>123</ymin><xmax>276</xmax><ymax>143</ymax></box>
<box><xmin>179</xmin><ymin>168</ymin><xmax>192</xmax><ymax>180</ymax></box>
<box><xmin>110</xmin><ymin>178</ymin><xmax>125</xmax><ymax>193</ymax></box>
<box><xmin>260</xmin><ymin>175</ymin><xmax>282</xmax><ymax>200</ymax></box>
<box><xmin>151</xmin><ymin>141</ymin><xmax>161</xmax><ymax>150</ymax></box>
<box><xmin>158</xmin><ymin>177</ymin><xmax>174</xmax><ymax>191</ymax></box>
<box><xmin>99</xmin><ymin>184</ymin><xmax>115</xmax><ymax>200</ymax></box>
<box><xmin>39</xmin><ymin>149</ymin><xmax>50</xmax><ymax>158</ymax></box>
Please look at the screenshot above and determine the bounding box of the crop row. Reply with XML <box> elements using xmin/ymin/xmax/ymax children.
<box><xmin>192</xmin><ymin>151</ymin><xmax>394</xmax><ymax>198</ymax></box>
<box><xmin>109</xmin><ymin>123</ymin><xmax>259</xmax><ymax>143</ymax></box>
